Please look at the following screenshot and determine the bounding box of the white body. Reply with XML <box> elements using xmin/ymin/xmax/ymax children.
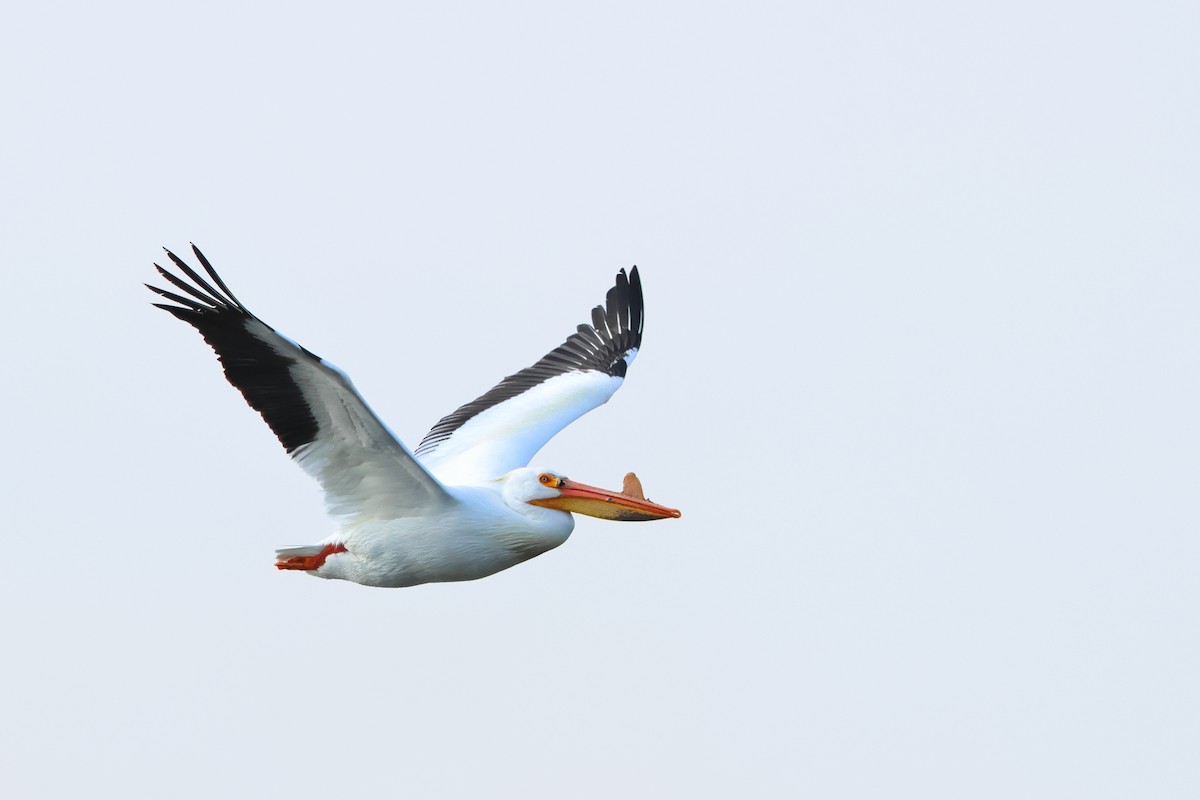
<box><xmin>316</xmin><ymin>479</ymin><xmax>575</xmax><ymax>587</ymax></box>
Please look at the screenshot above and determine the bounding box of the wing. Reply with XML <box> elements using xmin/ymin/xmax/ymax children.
<box><xmin>147</xmin><ymin>245</ymin><xmax>454</xmax><ymax>523</ymax></box>
<box><xmin>415</xmin><ymin>267</ymin><xmax>644</xmax><ymax>484</ymax></box>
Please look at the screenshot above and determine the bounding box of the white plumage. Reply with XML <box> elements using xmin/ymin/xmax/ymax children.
<box><xmin>419</xmin><ymin>371</ymin><xmax>626</xmax><ymax>485</ymax></box>
<box><xmin>148</xmin><ymin>246</ymin><xmax>680</xmax><ymax>588</ymax></box>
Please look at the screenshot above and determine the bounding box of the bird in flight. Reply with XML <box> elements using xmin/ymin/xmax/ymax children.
<box><xmin>147</xmin><ymin>245</ymin><xmax>680</xmax><ymax>588</ymax></box>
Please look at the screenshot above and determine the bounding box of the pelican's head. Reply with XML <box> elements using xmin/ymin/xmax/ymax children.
<box><xmin>505</xmin><ymin>467</ymin><xmax>682</xmax><ymax>521</ymax></box>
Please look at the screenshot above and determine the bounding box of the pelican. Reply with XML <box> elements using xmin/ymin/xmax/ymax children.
<box><xmin>147</xmin><ymin>245</ymin><xmax>681</xmax><ymax>588</ymax></box>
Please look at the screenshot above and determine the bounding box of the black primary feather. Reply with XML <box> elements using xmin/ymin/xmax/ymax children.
<box><xmin>148</xmin><ymin>245</ymin><xmax>320</xmax><ymax>453</ymax></box>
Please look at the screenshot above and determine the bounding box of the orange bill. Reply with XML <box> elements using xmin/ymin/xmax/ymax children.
<box><xmin>531</xmin><ymin>476</ymin><xmax>682</xmax><ymax>521</ymax></box>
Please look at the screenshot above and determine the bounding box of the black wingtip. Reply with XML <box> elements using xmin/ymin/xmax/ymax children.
<box><xmin>188</xmin><ymin>243</ymin><xmax>249</xmax><ymax>314</ymax></box>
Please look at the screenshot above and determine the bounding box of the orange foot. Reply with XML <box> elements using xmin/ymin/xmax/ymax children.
<box><xmin>275</xmin><ymin>543</ymin><xmax>348</xmax><ymax>571</ymax></box>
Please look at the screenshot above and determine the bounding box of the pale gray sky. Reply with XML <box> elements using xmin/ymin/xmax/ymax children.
<box><xmin>2</xmin><ymin>1</ymin><xmax>1197</xmax><ymax>797</ymax></box>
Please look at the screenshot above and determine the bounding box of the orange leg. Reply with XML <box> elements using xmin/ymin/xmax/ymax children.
<box><xmin>275</xmin><ymin>543</ymin><xmax>348</xmax><ymax>571</ymax></box>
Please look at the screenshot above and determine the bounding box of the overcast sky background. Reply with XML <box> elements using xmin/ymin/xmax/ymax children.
<box><xmin>2</xmin><ymin>2</ymin><xmax>1197</xmax><ymax>797</ymax></box>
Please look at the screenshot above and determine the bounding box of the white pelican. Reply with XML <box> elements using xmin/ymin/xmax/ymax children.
<box><xmin>147</xmin><ymin>245</ymin><xmax>681</xmax><ymax>588</ymax></box>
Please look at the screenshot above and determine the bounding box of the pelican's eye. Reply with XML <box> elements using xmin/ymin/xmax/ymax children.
<box><xmin>538</xmin><ymin>473</ymin><xmax>554</xmax><ymax>486</ymax></box>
